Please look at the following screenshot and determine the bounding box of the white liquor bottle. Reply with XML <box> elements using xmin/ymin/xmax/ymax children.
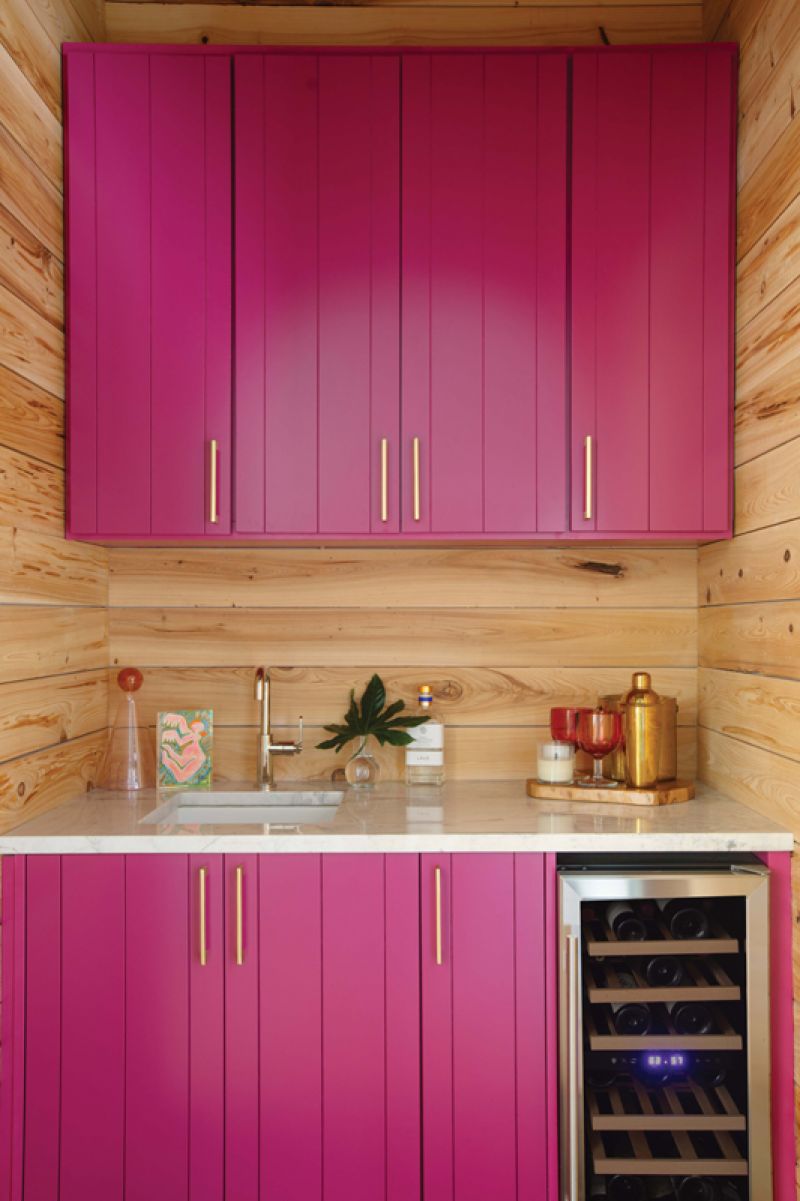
<box><xmin>405</xmin><ymin>685</ymin><xmax>445</xmax><ymax>786</ymax></box>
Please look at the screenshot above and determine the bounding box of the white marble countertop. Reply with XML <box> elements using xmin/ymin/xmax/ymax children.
<box><xmin>0</xmin><ymin>780</ymin><xmax>791</xmax><ymax>854</ymax></box>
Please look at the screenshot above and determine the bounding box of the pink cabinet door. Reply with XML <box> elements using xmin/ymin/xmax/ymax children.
<box><xmin>421</xmin><ymin>853</ymin><xmax>555</xmax><ymax>1201</ymax></box>
<box><xmin>571</xmin><ymin>46</ymin><xmax>735</xmax><ymax>537</ymax></box>
<box><xmin>258</xmin><ymin>854</ymin><xmax>420</xmax><ymax>1201</ymax></box>
<box><xmin>234</xmin><ymin>55</ymin><xmax>400</xmax><ymax>536</ymax></box>
<box><xmin>402</xmin><ymin>53</ymin><xmax>568</xmax><ymax>535</ymax></box>
<box><xmin>65</xmin><ymin>49</ymin><xmax>232</xmax><ymax>538</ymax></box>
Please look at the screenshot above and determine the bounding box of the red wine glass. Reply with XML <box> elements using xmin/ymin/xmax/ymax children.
<box><xmin>550</xmin><ymin>706</ymin><xmax>591</xmax><ymax>746</ymax></box>
<box><xmin>575</xmin><ymin>708</ymin><xmax>623</xmax><ymax>788</ymax></box>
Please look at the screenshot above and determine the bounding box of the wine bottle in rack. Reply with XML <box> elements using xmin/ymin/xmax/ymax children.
<box><xmin>586</xmin><ymin>1065</ymin><xmax>619</xmax><ymax>1088</ymax></box>
<box><xmin>689</xmin><ymin>1054</ymin><xmax>728</xmax><ymax>1087</ymax></box>
<box><xmin>657</xmin><ymin>898</ymin><xmax>710</xmax><ymax>940</ymax></box>
<box><xmin>679</xmin><ymin>1182</ymin><xmax>742</xmax><ymax>1201</ymax></box>
<box><xmin>606</xmin><ymin>901</ymin><xmax>648</xmax><ymax>941</ymax></box>
<box><xmin>667</xmin><ymin>1000</ymin><xmax>715</xmax><ymax>1035</ymax></box>
<box><xmin>610</xmin><ymin>1001</ymin><xmax>652</xmax><ymax>1036</ymax></box>
<box><xmin>590</xmin><ymin>1176</ymin><xmax>647</xmax><ymax>1201</ymax></box>
<box><xmin>639</xmin><ymin>955</ymin><xmax>685</xmax><ymax>987</ymax></box>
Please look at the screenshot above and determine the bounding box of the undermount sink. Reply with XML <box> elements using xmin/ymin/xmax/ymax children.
<box><xmin>141</xmin><ymin>783</ymin><xmax>345</xmax><ymax>827</ymax></box>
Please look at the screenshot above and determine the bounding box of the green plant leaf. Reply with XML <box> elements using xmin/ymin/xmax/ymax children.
<box><xmin>379</xmin><ymin>729</ymin><xmax>415</xmax><ymax>747</ymax></box>
<box><xmin>360</xmin><ymin>674</ymin><xmax>386</xmax><ymax>726</ymax></box>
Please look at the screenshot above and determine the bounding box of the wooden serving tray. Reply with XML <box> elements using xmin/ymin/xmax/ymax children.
<box><xmin>526</xmin><ymin>778</ymin><xmax>695</xmax><ymax>806</ymax></box>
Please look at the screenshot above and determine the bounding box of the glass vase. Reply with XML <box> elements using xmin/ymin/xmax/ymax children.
<box><xmin>345</xmin><ymin>736</ymin><xmax>380</xmax><ymax>787</ymax></box>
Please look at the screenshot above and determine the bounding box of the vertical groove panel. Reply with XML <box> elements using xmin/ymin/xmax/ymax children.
<box><xmin>60</xmin><ymin>855</ymin><xmax>125</xmax><ymax>1201</ymax></box>
<box><xmin>64</xmin><ymin>53</ymin><xmax>98</xmax><ymax>536</ymax></box>
<box><xmin>259</xmin><ymin>855</ymin><xmax>322</xmax><ymax>1201</ymax></box>
<box><xmin>23</xmin><ymin>856</ymin><xmax>61</xmax><ymax>1201</ymax></box>
<box><xmin>224</xmin><ymin>854</ymin><xmax>259</xmax><ymax>1201</ymax></box>
<box><xmin>421</xmin><ymin>853</ymin><xmax>453</xmax><ymax>1201</ymax></box>
<box><xmin>189</xmin><ymin>854</ymin><xmax>225</xmax><ymax>1201</ymax></box>
<box><xmin>514</xmin><ymin>854</ymin><xmax>548</xmax><ymax>1199</ymax></box>
<box><xmin>649</xmin><ymin>50</ymin><xmax>706</xmax><ymax>531</ymax></box>
<box><xmin>94</xmin><ymin>55</ymin><xmax>151</xmax><ymax>535</ymax></box>
<box><xmin>125</xmin><ymin>856</ymin><xmax>190</xmax><ymax>1201</ymax></box>
<box><xmin>322</xmin><ymin>855</ymin><xmax>386</xmax><ymax>1200</ymax></box>
<box><xmin>385</xmin><ymin>854</ymin><xmax>421</xmax><ymax>1201</ymax></box>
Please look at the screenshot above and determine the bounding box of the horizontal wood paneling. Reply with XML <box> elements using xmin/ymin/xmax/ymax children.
<box><xmin>0</xmin><ymin>203</ymin><xmax>63</xmax><ymax>329</ymax></box>
<box><xmin>699</xmin><ymin>666</ymin><xmax>800</xmax><ymax>760</ymax></box>
<box><xmin>699</xmin><ymin>519</ymin><xmax>800</xmax><ymax>605</ymax></box>
<box><xmin>0</xmin><ymin>528</ymin><xmax>108</xmax><ymax>606</ymax></box>
<box><xmin>128</xmin><ymin>664</ymin><xmax>697</xmax><ymax>728</ymax></box>
<box><xmin>0</xmin><ymin>446</ymin><xmax>62</xmax><ymax>537</ymax></box>
<box><xmin>0</xmin><ymin>730</ymin><xmax>105</xmax><ymax>829</ymax></box>
<box><xmin>0</xmin><ymin>607</ymin><xmax>108</xmax><ymax>685</ymax></box>
<box><xmin>0</xmin><ymin>364</ymin><xmax>62</xmax><ymax>467</ymax></box>
<box><xmin>0</xmin><ymin>281</ymin><xmax>63</xmax><ymax>396</ymax></box>
<box><xmin>0</xmin><ymin>121</ymin><xmax>62</xmax><ymax>258</ymax></box>
<box><xmin>105</xmin><ymin>3</ymin><xmax>702</xmax><ymax>45</ymax></box>
<box><xmin>109</xmin><ymin>546</ymin><xmax>697</xmax><ymax>609</ymax></box>
<box><xmin>699</xmin><ymin>602</ymin><xmax>800</xmax><ymax>677</ymax></box>
<box><xmin>110</xmin><ymin>606</ymin><xmax>696</xmax><ymax>669</ymax></box>
<box><xmin>0</xmin><ymin>669</ymin><xmax>107</xmax><ymax>761</ymax></box>
<box><xmin>697</xmin><ymin>724</ymin><xmax>800</xmax><ymax>836</ymax></box>
<box><xmin>0</xmin><ymin>0</ymin><xmax>65</xmax><ymax>120</ymax></box>
<box><xmin>734</xmin><ymin>435</ymin><xmax>800</xmax><ymax>536</ymax></box>
<box><xmin>735</xmin><ymin>277</ymin><xmax>800</xmax><ymax>468</ymax></box>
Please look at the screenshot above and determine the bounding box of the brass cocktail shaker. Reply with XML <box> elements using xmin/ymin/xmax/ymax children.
<box><xmin>623</xmin><ymin>671</ymin><xmax>662</xmax><ymax>788</ymax></box>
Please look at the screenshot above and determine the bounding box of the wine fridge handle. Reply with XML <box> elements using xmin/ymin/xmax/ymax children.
<box><xmin>565</xmin><ymin>932</ymin><xmax>582</xmax><ymax>1200</ymax></box>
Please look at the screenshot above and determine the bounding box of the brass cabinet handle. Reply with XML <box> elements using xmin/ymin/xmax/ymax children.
<box><xmin>413</xmin><ymin>436</ymin><xmax>421</xmax><ymax>522</ymax></box>
<box><xmin>434</xmin><ymin>865</ymin><xmax>443</xmax><ymax>966</ymax></box>
<box><xmin>380</xmin><ymin>437</ymin><xmax>389</xmax><ymax>523</ymax></box>
<box><xmin>583</xmin><ymin>435</ymin><xmax>593</xmax><ymax>521</ymax></box>
<box><xmin>235</xmin><ymin>865</ymin><xmax>244</xmax><ymax>966</ymax></box>
<box><xmin>199</xmin><ymin>866</ymin><xmax>208</xmax><ymax>966</ymax></box>
<box><xmin>209</xmin><ymin>439</ymin><xmax>219</xmax><ymax>525</ymax></box>
<box><xmin>565</xmin><ymin>934</ymin><xmax>582</xmax><ymax>1198</ymax></box>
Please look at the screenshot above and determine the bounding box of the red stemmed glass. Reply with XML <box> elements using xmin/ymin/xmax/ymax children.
<box><xmin>575</xmin><ymin>708</ymin><xmax>623</xmax><ymax>788</ymax></box>
<box><xmin>550</xmin><ymin>706</ymin><xmax>591</xmax><ymax>747</ymax></box>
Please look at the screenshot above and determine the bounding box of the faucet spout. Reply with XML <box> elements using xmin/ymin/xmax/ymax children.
<box><xmin>254</xmin><ymin>667</ymin><xmax>303</xmax><ymax>789</ymax></box>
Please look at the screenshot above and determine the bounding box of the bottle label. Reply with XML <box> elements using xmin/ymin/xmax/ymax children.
<box><xmin>408</xmin><ymin>723</ymin><xmax>444</xmax><ymax>750</ymax></box>
<box><xmin>406</xmin><ymin>749</ymin><xmax>444</xmax><ymax>767</ymax></box>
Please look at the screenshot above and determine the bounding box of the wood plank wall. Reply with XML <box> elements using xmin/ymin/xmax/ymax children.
<box><xmin>104</xmin><ymin>0</ymin><xmax>703</xmax><ymax>48</ymax></box>
<box><xmin>0</xmin><ymin>0</ymin><xmax>109</xmax><ymax>832</ymax></box>
<box><xmin>107</xmin><ymin>546</ymin><xmax>699</xmax><ymax>783</ymax></box>
<box><xmin>699</xmin><ymin>0</ymin><xmax>800</xmax><ymax>1172</ymax></box>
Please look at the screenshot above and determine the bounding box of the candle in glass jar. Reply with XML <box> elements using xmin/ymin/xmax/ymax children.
<box><xmin>537</xmin><ymin>740</ymin><xmax>575</xmax><ymax>784</ymax></box>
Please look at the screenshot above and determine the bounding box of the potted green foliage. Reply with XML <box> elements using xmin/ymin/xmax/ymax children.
<box><xmin>317</xmin><ymin>674</ymin><xmax>430</xmax><ymax>787</ymax></box>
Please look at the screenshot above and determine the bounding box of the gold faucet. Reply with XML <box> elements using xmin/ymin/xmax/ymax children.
<box><xmin>254</xmin><ymin>667</ymin><xmax>303</xmax><ymax>789</ymax></box>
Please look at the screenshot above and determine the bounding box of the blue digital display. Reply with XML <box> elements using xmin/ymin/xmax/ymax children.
<box><xmin>642</xmin><ymin>1053</ymin><xmax>687</xmax><ymax>1070</ymax></box>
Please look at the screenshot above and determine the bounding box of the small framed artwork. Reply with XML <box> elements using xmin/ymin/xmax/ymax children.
<box><xmin>157</xmin><ymin>710</ymin><xmax>213</xmax><ymax>789</ymax></box>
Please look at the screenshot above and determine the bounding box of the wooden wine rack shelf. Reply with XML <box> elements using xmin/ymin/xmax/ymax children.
<box><xmin>584</xmin><ymin>917</ymin><xmax>739</xmax><ymax>959</ymax></box>
<box><xmin>587</xmin><ymin>1004</ymin><xmax>743</xmax><ymax>1051</ymax></box>
<box><xmin>586</xmin><ymin>956</ymin><xmax>741</xmax><ymax>1004</ymax></box>
<box><xmin>589</xmin><ymin>1079</ymin><xmax>746</xmax><ymax>1133</ymax></box>
<box><xmin>591</xmin><ymin>1128</ymin><xmax>748</xmax><ymax>1177</ymax></box>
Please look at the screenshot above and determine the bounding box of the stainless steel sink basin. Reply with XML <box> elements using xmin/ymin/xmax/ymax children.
<box><xmin>141</xmin><ymin>783</ymin><xmax>345</xmax><ymax>827</ymax></box>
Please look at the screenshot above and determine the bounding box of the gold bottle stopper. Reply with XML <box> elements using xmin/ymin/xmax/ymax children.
<box><xmin>623</xmin><ymin>671</ymin><xmax>662</xmax><ymax>789</ymax></box>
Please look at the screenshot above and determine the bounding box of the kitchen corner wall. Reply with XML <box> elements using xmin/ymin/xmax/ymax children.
<box><xmin>0</xmin><ymin>0</ymin><xmax>109</xmax><ymax>829</ymax></box>
<box><xmin>699</xmin><ymin>0</ymin><xmax>800</xmax><ymax>1166</ymax></box>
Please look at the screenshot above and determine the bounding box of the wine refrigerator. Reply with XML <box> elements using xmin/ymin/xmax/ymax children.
<box><xmin>558</xmin><ymin>858</ymin><xmax>771</xmax><ymax>1201</ymax></box>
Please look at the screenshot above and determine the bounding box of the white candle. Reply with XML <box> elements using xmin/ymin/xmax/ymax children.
<box><xmin>537</xmin><ymin>740</ymin><xmax>575</xmax><ymax>784</ymax></box>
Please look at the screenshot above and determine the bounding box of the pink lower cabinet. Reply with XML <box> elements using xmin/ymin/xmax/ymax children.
<box><xmin>571</xmin><ymin>45</ymin><xmax>736</xmax><ymax>537</ymax></box>
<box><xmin>421</xmin><ymin>853</ymin><xmax>557</xmax><ymax>1201</ymax></box>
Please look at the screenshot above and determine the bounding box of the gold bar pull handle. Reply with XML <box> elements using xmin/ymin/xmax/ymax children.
<box><xmin>235</xmin><ymin>865</ymin><xmax>244</xmax><ymax>966</ymax></box>
<box><xmin>434</xmin><ymin>865</ymin><xmax>443</xmax><ymax>966</ymax></box>
<box><xmin>565</xmin><ymin>933</ymin><xmax>582</xmax><ymax>1198</ymax></box>
<box><xmin>413</xmin><ymin>436</ymin><xmax>421</xmax><ymax>522</ymax></box>
<box><xmin>583</xmin><ymin>435</ymin><xmax>593</xmax><ymax>521</ymax></box>
<box><xmin>209</xmin><ymin>439</ymin><xmax>219</xmax><ymax>525</ymax></box>
<box><xmin>380</xmin><ymin>437</ymin><xmax>389</xmax><ymax>523</ymax></box>
<box><xmin>198</xmin><ymin>866</ymin><xmax>208</xmax><ymax>967</ymax></box>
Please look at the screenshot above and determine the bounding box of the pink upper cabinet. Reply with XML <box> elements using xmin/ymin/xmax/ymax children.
<box><xmin>571</xmin><ymin>45</ymin><xmax>736</xmax><ymax>538</ymax></box>
<box><xmin>65</xmin><ymin>50</ymin><xmax>232</xmax><ymax>538</ymax></box>
<box><xmin>234</xmin><ymin>54</ymin><xmax>401</xmax><ymax>536</ymax></box>
<box><xmin>402</xmin><ymin>53</ymin><xmax>569</xmax><ymax>536</ymax></box>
